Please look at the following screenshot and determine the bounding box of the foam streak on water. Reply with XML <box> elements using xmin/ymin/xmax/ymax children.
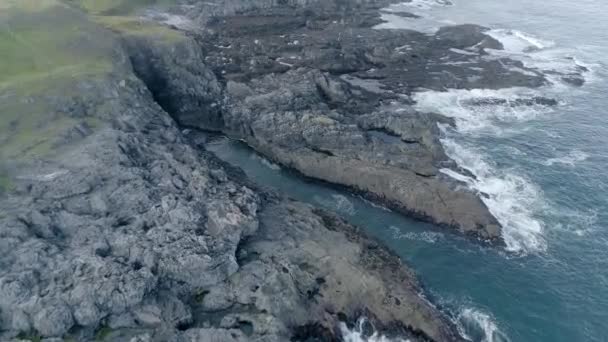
<box><xmin>542</xmin><ymin>150</ymin><xmax>589</xmax><ymax>167</ymax></box>
<box><xmin>314</xmin><ymin>194</ymin><xmax>357</xmax><ymax>216</ymax></box>
<box><xmin>439</xmin><ymin>138</ymin><xmax>546</xmax><ymax>253</ymax></box>
<box><xmin>484</xmin><ymin>28</ymin><xmax>593</xmax><ymax>87</ymax></box>
<box><xmin>413</xmin><ymin>87</ymin><xmax>553</xmax><ymax>133</ymax></box>
<box><xmin>340</xmin><ymin>318</ymin><xmax>409</xmax><ymax>342</ymax></box>
<box><xmin>374</xmin><ymin>0</ymin><xmax>455</xmax><ymax>32</ymax></box>
<box><xmin>457</xmin><ymin>308</ymin><xmax>510</xmax><ymax>342</ymax></box>
<box><xmin>412</xmin><ymin>87</ymin><xmax>549</xmax><ymax>253</ymax></box>
<box><xmin>486</xmin><ymin>29</ymin><xmax>555</xmax><ymax>53</ymax></box>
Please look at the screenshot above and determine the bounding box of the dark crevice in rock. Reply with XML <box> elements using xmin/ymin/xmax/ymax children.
<box><xmin>237</xmin><ymin>320</ymin><xmax>254</xmax><ymax>336</ymax></box>
<box><xmin>309</xmin><ymin>146</ymin><xmax>336</xmax><ymax>157</ymax></box>
<box><xmin>290</xmin><ymin>322</ymin><xmax>338</xmax><ymax>342</ymax></box>
<box><xmin>415</xmin><ymin>172</ymin><xmax>434</xmax><ymax>178</ymax></box>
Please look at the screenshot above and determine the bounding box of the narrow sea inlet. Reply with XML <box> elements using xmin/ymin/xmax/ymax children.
<box><xmin>1</xmin><ymin>0</ymin><xmax>606</xmax><ymax>341</ymax></box>
<box><xmin>200</xmin><ymin>133</ymin><xmax>587</xmax><ymax>342</ymax></box>
<box><xmin>200</xmin><ymin>0</ymin><xmax>608</xmax><ymax>340</ymax></box>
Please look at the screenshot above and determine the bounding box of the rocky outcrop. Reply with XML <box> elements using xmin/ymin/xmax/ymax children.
<box><xmin>0</xmin><ymin>2</ymin><xmax>462</xmax><ymax>341</ymax></box>
<box><xmin>132</xmin><ymin>1</ymin><xmax>532</xmax><ymax>241</ymax></box>
<box><xmin>192</xmin><ymin>200</ymin><xmax>463</xmax><ymax>342</ymax></box>
<box><xmin>120</xmin><ymin>32</ymin><xmax>225</xmax><ymax>131</ymax></box>
<box><xmin>215</xmin><ymin>69</ymin><xmax>502</xmax><ymax>239</ymax></box>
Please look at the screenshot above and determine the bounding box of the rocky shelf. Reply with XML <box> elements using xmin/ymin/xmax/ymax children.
<box><xmin>0</xmin><ymin>0</ymin><xmax>579</xmax><ymax>341</ymax></box>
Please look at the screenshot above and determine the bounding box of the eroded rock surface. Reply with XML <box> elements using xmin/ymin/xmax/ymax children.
<box><xmin>0</xmin><ymin>1</ymin><xmax>463</xmax><ymax>341</ymax></box>
<box><xmin>132</xmin><ymin>0</ymin><xmax>542</xmax><ymax>240</ymax></box>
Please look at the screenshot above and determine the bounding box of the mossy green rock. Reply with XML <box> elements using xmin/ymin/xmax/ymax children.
<box><xmin>0</xmin><ymin>0</ymin><xmax>185</xmax><ymax>165</ymax></box>
<box><xmin>0</xmin><ymin>0</ymin><xmax>120</xmax><ymax>165</ymax></box>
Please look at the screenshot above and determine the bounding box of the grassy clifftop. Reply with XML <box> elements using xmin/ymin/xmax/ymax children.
<box><xmin>92</xmin><ymin>15</ymin><xmax>185</xmax><ymax>42</ymax></box>
<box><xmin>1</xmin><ymin>0</ymin><xmax>186</xmax><ymax>89</ymax></box>
<box><xmin>0</xmin><ymin>0</ymin><xmax>188</xmax><ymax>194</ymax></box>
<box><xmin>65</xmin><ymin>0</ymin><xmax>175</xmax><ymax>15</ymax></box>
<box><xmin>0</xmin><ymin>0</ymin><xmax>118</xmax><ymax>168</ymax></box>
<box><xmin>0</xmin><ymin>0</ymin><xmax>115</xmax><ymax>88</ymax></box>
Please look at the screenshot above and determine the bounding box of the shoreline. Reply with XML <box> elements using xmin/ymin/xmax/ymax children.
<box><xmin>0</xmin><ymin>1</ymin><xmax>465</xmax><ymax>340</ymax></box>
<box><xmin>0</xmin><ymin>0</ymin><xmax>592</xmax><ymax>341</ymax></box>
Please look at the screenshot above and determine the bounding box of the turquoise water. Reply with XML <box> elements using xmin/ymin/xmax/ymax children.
<box><xmin>205</xmin><ymin>1</ymin><xmax>608</xmax><ymax>341</ymax></box>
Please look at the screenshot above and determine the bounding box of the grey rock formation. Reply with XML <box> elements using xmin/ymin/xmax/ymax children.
<box><xmin>140</xmin><ymin>2</ymin><xmax>523</xmax><ymax>240</ymax></box>
<box><xmin>2</xmin><ymin>0</ymin><xmax>586</xmax><ymax>340</ymax></box>
<box><xmin>193</xmin><ymin>200</ymin><xmax>462</xmax><ymax>341</ymax></box>
<box><xmin>121</xmin><ymin>34</ymin><xmax>224</xmax><ymax>131</ymax></box>
<box><xmin>0</xmin><ymin>2</ymin><xmax>463</xmax><ymax>341</ymax></box>
<box><xmin>213</xmin><ymin>69</ymin><xmax>500</xmax><ymax>239</ymax></box>
<box><xmin>137</xmin><ymin>0</ymin><xmax>580</xmax><ymax>241</ymax></box>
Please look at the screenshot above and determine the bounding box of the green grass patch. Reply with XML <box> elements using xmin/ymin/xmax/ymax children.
<box><xmin>0</xmin><ymin>1</ymin><xmax>117</xmax><ymax>87</ymax></box>
<box><xmin>0</xmin><ymin>172</ymin><xmax>11</xmax><ymax>194</ymax></box>
<box><xmin>64</xmin><ymin>0</ymin><xmax>177</xmax><ymax>15</ymax></box>
<box><xmin>94</xmin><ymin>325</ymin><xmax>112</xmax><ymax>341</ymax></box>
<box><xmin>194</xmin><ymin>289</ymin><xmax>210</xmax><ymax>303</ymax></box>
<box><xmin>0</xmin><ymin>0</ymin><xmax>57</xmax><ymax>12</ymax></box>
<box><xmin>93</xmin><ymin>15</ymin><xmax>185</xmax><ymax>42</ymax></box>
<box><xmin>15</xmin><ymin>331</ymin><xmax>42</xmax><ymax>342</ymax></box>
<box><xmin>0</xmin><ymin>0</ymin><xmax>116</xmax><ymax>161</ymax></box>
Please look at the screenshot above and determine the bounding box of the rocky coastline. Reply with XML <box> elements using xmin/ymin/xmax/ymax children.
<box><xmin>0</xmin><ymin>0</ymin><xmax>577</xmax><ymax>341</ymax></box>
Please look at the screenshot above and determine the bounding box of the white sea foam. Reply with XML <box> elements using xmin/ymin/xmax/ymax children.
<box><xmin>389</xmin><ymin>226</ymin><xmax>445</xmax><ymax>243</ymax></box>
<box><xmin>381</xmin><ymin>0</ymin><xmax>452</xmax><ymax>14</ymax></box>
<box><xmin>486</xmin><ymin>29</ymin><xmax>555</xmax><ymax>53</ymax></box>
<box><xmin>485</xmin><ymin>29</ymin><xmax>592</xmax><ymax>86</ymax></box>
<box><xmin>412</xmin><ymin>87</ymin><xmax>550</xmax><ymax>253</ymax></box>
<box><xmin>553</xmin><ymin>208</ymin><xmax>598</xmax><ymax>237</ymax></box>
<box><xmin>542</xmin><ymin>150</ymin><xmax>589</xmax><ymax>167</ymax></box>
<box><xmin>142</xmin><ymin>10</ymin><xmax>197</xmax><ymax>31</ymax></box>
<box><xmin>314</xmin><ymin>194</ymin><xmax>356</xmax><ymax>216</ymax></box>
<box><xmin>439</xmin><ymin>138</ymin><xmax>546</xmax><ymax>253</ymax></box>
<box><xmin>374</xmin><ymin>0</ymin><xmax>453</xmax><ymax>32</ymax></box>
<box><xmin>358</xmin><ymin>196</ymin><xmax>393</xmax><ymax>212</ymax></box>
<box><xmin>396</xmin><ymin>0</ymin><xmax>453</xmax><ymax>11</ymax></box>
<box><xmin>251</xmin><ymin>154</ymin><xmax>281</xmax><ymax>170</ymax></box>
<box><xmin>413</xmin><ymin>87</ymin><xmax>553</xmax><ymax>133</ymax></box>
<box><xmin>340</xmin><ymin>318</ymin><xmax>410</xmax><ymax>342</ymax></box>
<box><xmin>457</xmin><ymin>308</ymin><xmax>510</xmax><ymax>342</ymax></box>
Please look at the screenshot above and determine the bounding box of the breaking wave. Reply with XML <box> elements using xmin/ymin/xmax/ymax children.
<box><xmin>375</xmin><ymin>0</ymin><xmax>454</xmax><ymax>32</ymax></box>
<box><xmin>340</xmin><ymin>317</ymin><xmax>410</xmax><ymax>342</ymax></box>
<box><xmin>413</xmin><ymin>87</ymin><xmax>550</xmax><ymax>253</ymax></box>
<box><xmin>486</xmin><ymin>29</ymin><xmax>555</xmax><ymax>53</ymax></box>
<box><xmin>485</xmin><ymin>29</ymin><xmax>590</xmax><ymax>86</ymax></box>
<box><xmin>413</xmin><ymin>87</ymin><xmax>554</xmax><ymax>134</ymax></box>
<box><xmin>439</xmin><ymin>138</ymin><xmax>546</xmax><ymax>253</ymax></box>
<box><xmin>395</xmin><ymin>0</ymin><xmax>453</xmax><ymax>11</ymax></box>
<box><xmin>409</xmin><ymin>22</ymin><xmax>594</xmax><ymax>254</ymax></box>
<box><xmin>457</xmin><ymin>307</ymin><xmax>510</xmax><ymax>342</ymax></box>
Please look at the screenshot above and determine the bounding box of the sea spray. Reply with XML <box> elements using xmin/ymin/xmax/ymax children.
<box><xmin>412</xmin><ymin>87</ymin><xmax>555</xmax><ymax>134</ymax></box>
<box><xmin>340</xmin><ymin>317</ymin><xmax>410</xmax><ymax>342</ymax></box>
<box><xmin>457</xmin><ymin>308</ymin><xmax>510</xmax><ymax>342</ymax></box>
<box><xmin>439</xmin><ymin>137</ymin><xmax>546</xmax><ymax>253</ymax></box>
<box><xmin>412</xmin><ymin>88</ymin><xmax>550</xmax><ymax>253</ymax></box>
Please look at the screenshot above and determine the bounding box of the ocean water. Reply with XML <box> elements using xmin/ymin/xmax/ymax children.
<box><xmin>205</xmin><ymin>1</ymin><xmax>608</xmax><ymax>341</ymax></box>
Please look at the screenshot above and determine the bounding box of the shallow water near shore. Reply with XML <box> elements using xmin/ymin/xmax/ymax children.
<box><xmin>207</xmin><ymin>1</ymin><xmax>608</xmax><ymax>341</ymax></box>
